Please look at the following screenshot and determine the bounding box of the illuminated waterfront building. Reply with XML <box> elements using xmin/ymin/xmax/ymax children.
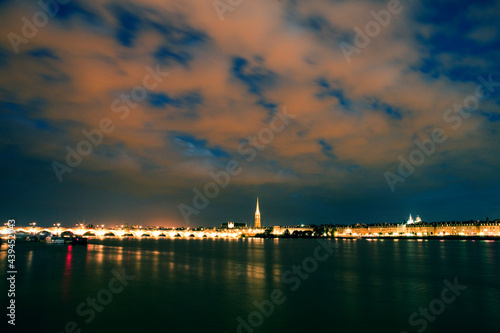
<box><xmin>407</xmin><ymin>214</ymin><xmax>422</xmax><ymax>225</ymax></box>
<box><xmin>221</xmin><ymin>222</ymin><xmax>247</xmax><ymax>229</ymax></box>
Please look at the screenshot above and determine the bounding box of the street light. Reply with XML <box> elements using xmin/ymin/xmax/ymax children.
<box><xmin>29</xmin><ymin>222</ymin><xmax>36</xmax><ymax>234</ymax></box>
<box><xmin>53</xmin><ymin>223</ymin><xmax>61</xmax><ymax>236</ymax></box>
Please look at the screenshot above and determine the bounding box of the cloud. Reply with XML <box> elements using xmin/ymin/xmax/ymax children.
<box><xmin>0</xmin><ymin>0</ymin><xmax>499</xmax><ymax>225</ymax></box>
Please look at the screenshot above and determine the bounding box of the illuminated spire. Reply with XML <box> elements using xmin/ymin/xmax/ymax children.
<box><xmin>255</xmin><ymin>197</ymin><xmax>261</xmax><ymax>228</ymax></box>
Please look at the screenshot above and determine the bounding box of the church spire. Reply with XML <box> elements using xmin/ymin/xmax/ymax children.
<box><xmin>255</xmin><ymin>197</ymin><xmax>261</xmax><ymax>228</ymax></box>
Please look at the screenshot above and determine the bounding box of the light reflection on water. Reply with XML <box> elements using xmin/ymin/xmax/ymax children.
<box><xmin>0</xmin><ymin>238</ymin><xmax>499</xmax><ymax>333</ymax></box>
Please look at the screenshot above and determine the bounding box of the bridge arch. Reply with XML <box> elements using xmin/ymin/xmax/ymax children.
<box><xmin>61</xmin><ymin>230</ymin><xmax>74</xmax><ymax>237</ymax></box>
<box><xmin>36</xmin><ymin>229</ymin><xmax>52</xmax><ymax>234</ymax></box>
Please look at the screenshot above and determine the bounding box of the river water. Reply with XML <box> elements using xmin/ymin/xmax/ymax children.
<box><xmin>1</xmin><ymin>237</ymin><xmax>499</xmax><ymax>333</ymax></box>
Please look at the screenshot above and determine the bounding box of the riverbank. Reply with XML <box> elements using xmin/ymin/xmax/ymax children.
<box><xmin>336</xmin><ymin>235</ymin><xmax>500</xmax><ymax>241</ymax></box>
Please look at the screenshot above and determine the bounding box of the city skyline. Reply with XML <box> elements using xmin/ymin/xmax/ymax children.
<box><xmin>1</xmin><ymin>0</ymin><xmax>499</xmax><ymax>227</ymax></box>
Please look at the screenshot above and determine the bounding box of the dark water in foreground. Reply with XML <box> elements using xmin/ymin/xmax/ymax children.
<box><xmin>1</xmin><ymin>238</ymin><xmax>499</xmax><ymax>333</ymax></box>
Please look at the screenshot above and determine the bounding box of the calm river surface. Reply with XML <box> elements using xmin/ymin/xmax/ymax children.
<box><xmin>1</xmin><ymin>238</ymin><xmax>499</xmax><ymax>333</ymax></box>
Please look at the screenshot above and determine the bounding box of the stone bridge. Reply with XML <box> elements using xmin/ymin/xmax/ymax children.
<box><xmin>1</xmin><ymin>226</ymin><xmax>261</xmax><ymax>238</ymax></box>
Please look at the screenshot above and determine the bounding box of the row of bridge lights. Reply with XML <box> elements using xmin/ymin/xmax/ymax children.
<box><xmin>13</xmin><ymin>223</ymin><xmax>196</xmax><ymax>231</ymax></box>
<box><xmin>75</xmin><ymin>223</ymin><xmax>105</xmax><ymax>228</ymax></box>
<box><xmin>10</xmin><ymin>223</ymin><xmax>152</xmax><ymax>231</ymax></box>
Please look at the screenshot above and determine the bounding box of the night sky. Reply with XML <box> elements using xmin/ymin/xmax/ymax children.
<box><xmin>1</xmin><ymin>0</ymin><xmax>499</xmax><ymax>227</ymax></box>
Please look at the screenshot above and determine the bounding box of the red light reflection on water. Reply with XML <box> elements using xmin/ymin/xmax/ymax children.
<box><xmin>62</xmin><ymin>245</ymin><xmax>73</xmax><ymax>300</ymax></box>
